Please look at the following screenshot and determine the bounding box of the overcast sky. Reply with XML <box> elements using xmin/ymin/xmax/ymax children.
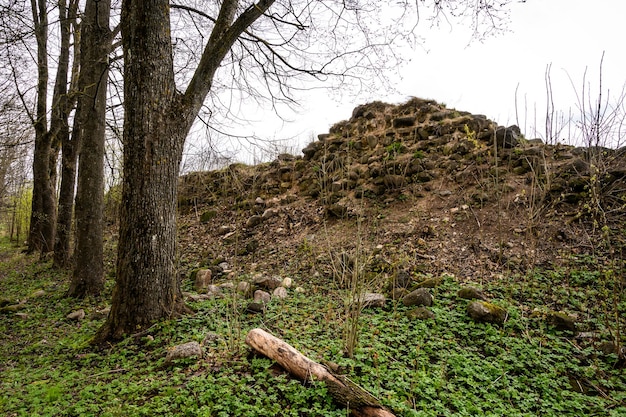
<box><xmin>188</xmin><ymin>0</ymin><xmax>626</xmax><ymax>165</ymax></box>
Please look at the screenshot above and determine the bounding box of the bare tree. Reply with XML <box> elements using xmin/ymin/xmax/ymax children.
<box><xmin>68</xmin><ymin>0</ymin><xmax>114</xmax><ymax>297</ymax></box>
<box><xmin>52</xmin><ymin>0</ymin><xmax>80</xmax><ymax>267</ymax></box>
<box><xmin>0</xmin><ymin>0</ymin><xmax>77</xmax><ymax>255</ymax></box>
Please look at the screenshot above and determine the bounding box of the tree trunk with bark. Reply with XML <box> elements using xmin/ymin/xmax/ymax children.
<box><xmin>54</xmin><ymin>0</ymin><xmax>80</xmax><ymax>268</ymax></box>
<box><xmin>94</xmin><ymin>0</ymin><xmax>189</xmax><ymax>340</ymax></box>
<box><xmin>28</xmin><ymin>0</ymin><xmax>56</xmax><ymax>255</ymax></box>
<box><xmin>68</xmin><ymin>0</ymin><xmax>111</xmax><ymax>297</ymax></box>
<box><xmin>95</xmin><ymin>0</ymin><xmax>273</xmax><ymax>343</ymax></box>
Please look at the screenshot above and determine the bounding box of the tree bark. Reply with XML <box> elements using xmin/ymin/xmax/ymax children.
<box><xmin>245</xmin><ymin>328</ymin><xmax>396</xmax><ymax>417</ymax></box>
<box><xmin>28</xmin><ymin>0</ymin><xmax>56</xmax><ymax>255</ymax></box>
<box><xmin>94</xmin><ymin>0</ymin><xmax>274</xmax><ymax>343</ymax></box>
<box><xmin>68</xmin><ymin>0</ymin><xmax>111</xmax><ymax>297</ymax></box>
<box><xmin>94</xmin><ymin>0</ymin><xmax>188</xmax><ymax>340</ymax></box>
<box><xmin>54</xmin><ymin>0</ymin><xmax>80</xmax><ymax>268</ymax></box>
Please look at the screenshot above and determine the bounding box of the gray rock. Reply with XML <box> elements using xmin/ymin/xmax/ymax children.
<box><xmin>236</xmin><ymin>281</ymin><xmax>251</xmax><ymax>296</ymax></box>
<box><xmin>67</xmin><ymin>309</ymin><xmax>85</xmax><ymax>321</ymax></box>
<box><xmin>393</xmin><ymin>116</ymin><xmax>416</xmax><ymax>128</ymax></box>
<box><xmin>165</xmin><ymin>341</ymin><xmax>203</xmax><ymax>363</ymax></box>
<box><xmin>390</xmin><ymin>287</ymin><xmax>408</xmax><ymax>300</ymax></box>
<box><xmin>359</xmin><ymin>293</ymin><xmax>386</xmax><ymax>308</ymax></box>
<box><xmin>246</xmin><ymin>302</ymin><xmax>265</xmax><ymax>314</ymax></box>
<box><xmin>391</xmin><ymin>270</ymin><xmax>412</xmax><ymax>289</ymax></box>
<box><xmin>202</xmin><ymin>332</ymin><xmax>222</xmax><ymax>346</ymax></box>
<box><xmin>414</xmin><ymin>277</ymin><xmax>442</xmax><ymax>289</ymax></box>
<box><xmin>246</xmin><ymin>215</ymin><xmax>263</xmax><ymax>228</ymax></box>
<box><xmin>495</xmin><ymin>125</ymin><xmax>520</xmax><ymax>148</ymax></box>
<box><xmin>547</xmin><ymin>311</ymin><xmax>577</xmax><ymax>332</ymax></box>
<box><xmin>272</xmin><ymin>287</ymin><xmax>288</xmax><ymax>299</ymax></box>
<box><xmin>217</xmin><ymin>225</ymin><xmax>234</xmax><ymax>235</ymax></box>
<box><xmin>261</xmin><ymin>208</ymin><xmax>278</xmax><ymax>220</ymax></box>
<box><xmin>253</xmin><ymin>275</ymin><xmax>282</xmax><ymax>290</ymax></box>
<box><xmin>281</xmin><ymin>277</ymin><xmax>293</xmax><ymax>288</ymax></box>
<box><xmin>254</xmin><ymin>290</ymin><xmax>271</xmax><ymax>304</ymax></box>
<box><xmin>194</xmin><ymin>269</ymin><xmax>212</xmax><ymax>293</ymax></box>
<box><xmin>402</xmin><ymin>288</ymin><xmax>433</xmax><ymax>307</ymax></box>
<box><xmin>29</xmin><ymin>289</ymin><xmax>46</xmax><ymax>299</ymax></box>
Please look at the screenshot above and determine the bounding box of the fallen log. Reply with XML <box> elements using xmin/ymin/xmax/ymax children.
<box><xmin>245</xmin><ymin>328</ymin><xmax>396</xmax><ymax>417</ymax></box>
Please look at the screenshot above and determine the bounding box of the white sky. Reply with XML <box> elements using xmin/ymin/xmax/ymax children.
<box><xmin>190</xmin><ymin>0</ymin><xmax>626</xmax><ymax>165</ymax></box>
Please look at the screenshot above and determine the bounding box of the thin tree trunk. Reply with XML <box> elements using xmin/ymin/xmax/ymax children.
<box><xmin>54</xmin><ymin>0</ymin><xmax>80</xmax><ymax>268</ymax></box>
<box><xmin>68</xmin><ymin>0</ymin><xmax>111</xmax><ymax>297</ymax></box>
<box><xmin>54</xmin><ymin>102</ymin><xmax>80</xmax><ymax>268</ymax></box>
<box><xmin>28</xmin><ymin>0</ymin><xmax>55</xmax><ymax>255</ymax></box>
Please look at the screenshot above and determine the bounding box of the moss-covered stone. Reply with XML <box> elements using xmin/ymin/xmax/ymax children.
<box><xmin>414</xmin><ymin>276</ymin><xmax>442</xmax><ymax>289</ymax></box>
<box><xmin>467</xmin><ymin>301</ymin><xmax>507</xmax><ymax>324</ymax></box>
<box><xmin>547</xmin><ymin>311</ymin><xmax>577</xmax><ymax>332</ymax></box>
<box><xmin>402</xmin><ymin>288</ymin><xmax>433</xmax><ymax>307</ymax></box>
<box><xmin>457</xmin><ymin>286</ymin><xmax>488</xmax><ymax>301</ymax></box>
<box><xmin>406</xmin><ymin>306</ymin><xmax>435</xmax><ymax>320</ymax></box>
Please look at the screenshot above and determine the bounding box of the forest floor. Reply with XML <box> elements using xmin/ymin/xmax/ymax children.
<box><xmin>0</xmin><ymin>206</ymin><xmax>626</xmax><ymax>417</ymax></box>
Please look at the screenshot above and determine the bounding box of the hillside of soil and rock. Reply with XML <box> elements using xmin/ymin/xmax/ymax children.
<box><xmin>175</xmin><ymin>97</ymin><xmax>625</xmax><ymax>288</ymax></box>
<box><xmin>3</xmin><ymin>97</ymin><xmax>626</xmax><ymax>417</ymax></box>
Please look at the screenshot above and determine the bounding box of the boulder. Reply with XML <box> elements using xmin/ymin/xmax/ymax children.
<box><xmin>236</xmin><ymin>281</ymin><xmax>252</xmax><ymax>296</ymax></box>
<box><xmin>202</xmin><ymin>332</ymin><xmax>222</xmax><ymax>346</ymax></box>
<box><xmin>414</xmin><ymin>276</ymin><xmax>442</xmax><ymax>289</ymax></box>
<box><xmin>547</xmin><ymin>311</ymin><xmax>577</xmax><ymax>332</ymax></box>
<box><xmin>245</xmin><ymin>215</ymin><xmax>263</xmax><ymax>228</ymax></box>
<box><xmin>246</xmin><ymin>302</ymin><xmax>265</xmax><ymax>314</ymax></box>
<box><xmin>272</xmin><ymin>287</ymin><xmax>288</xmax><ymax>299</ymax></box>
<box><xmin>407</xmin><ymin>307</ymin><xmax>435</xmax><ymax>320</ymax></box>
<box><xmin>261</xmin><ymin>208</ymin><xmax>278</xmax><ymax>220</ymax></box>
<box><xmin>358</xmin><ymin>293</ymin><xmax>386</xmax><ymax>309</ymax></box>
<box><xmin>495</xmin><ymin>125</ymin><xmax>520</xmax><ymax>148</ymax></box>
<box><xmin>194</xmin><ymin>269</ymin><xmax>212</xmax><ymax>293</ymax></box>
<box><xmin>29</xmin><ymin>289</ymin><xmax>46</xmax><ymax>299</ymax></box>
<box><xmin>390</xmin><ymin>288</ymin><xmax>408</xmax><ymax>300</ymax></box>
<box><xmin>467</xmin><ymin>301</ymin><xmax>507</xmax><ymax>324</ymax></box>
<box><xmin>254</xmin><ymin>290</ymin><xmax>271</xmax><ymax>304</ymax></box>
<box><xmin>67</xmin><ymin>309</ymin><xmax>85</xmax><ymax>321</ymax></box>
<box><xmin>389</xmin><ymin>269</ymin><xmax>412</xmax><ymax>290</ymax></box>
<box><xmin>253</xmin><ymin>275</ymin><xmax>283</xmax><ymax>290</ymax></box>
<box><xmin>165</xmin><ymin>341</ymin><xmax>203</xmax><ymax>363</ymax></box>
<box><xmin>457</xmin><ymin>286</ymin><xmax>489</xmax><ymax>301</ymax></box>
<box><xmin>402</xmin><ymin>288</ymin><xmax>433</xmax><ymax>307</ymax></box>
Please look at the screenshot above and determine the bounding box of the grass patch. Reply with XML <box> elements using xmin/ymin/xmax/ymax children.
<box><xmin>1</xmin><ymin>246</ymin><xmax>625</xmax><ymax>416</ymax></box>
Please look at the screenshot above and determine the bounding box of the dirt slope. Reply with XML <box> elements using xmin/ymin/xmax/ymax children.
<box><xmin>175</xmin><ymin>98</ymin><xmax>626</xmax><ymax>287</ymax></box>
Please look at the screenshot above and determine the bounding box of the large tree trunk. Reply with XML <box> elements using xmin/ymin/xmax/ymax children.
<box><xmin>94</xmin><ymin>0</ymin><xmax>189</xmax><ymax>341</ymax></box>
<box><xmin>68</xmin><ymin>0</ymin><xmax>111</xmax><ymax>297</ymax></box>
<box><xmin>94</xmin><ymin>0</ymin><xmax>273</xmax><ymax>343</ymax></box>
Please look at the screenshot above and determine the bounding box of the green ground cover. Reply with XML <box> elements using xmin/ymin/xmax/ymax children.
<box><xmin>1</xmin><ymin>246</ymin><xmax>624</xmax><ymax>416</ymax></box>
